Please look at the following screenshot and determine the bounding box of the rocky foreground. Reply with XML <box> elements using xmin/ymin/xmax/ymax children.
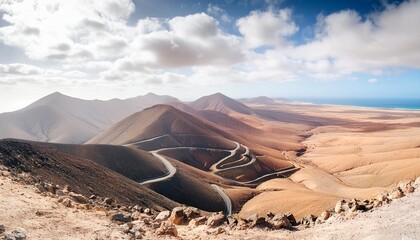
<box><xmin>1</xmin><ymin>164</ymin><xmax>419</xmax><ymax>239</ymax></box>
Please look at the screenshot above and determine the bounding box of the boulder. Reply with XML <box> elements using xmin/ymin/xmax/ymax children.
<box><xmin>156</xmin><ymin>221</ymin><xmax>178</xmax><ymax>237</ymax></box>
<box><xmin>131</xmin><ymin>211</ymin><xmax>142</xmax><ymax>221</ymax></box>
<box><xmin>35</xmin><ymin>183</ymin><xmax>47</xmax><ymax>193</ymax></box>
<box><xmin>68</xmin><ymin>192</ymin><xmax>88</xmax><ymax>204</ymax></box>
<box><xmin>43</xmin><ymin>183</ymin><xmax>56</xmax><ymax>194</ymax></box>
<box><xmin>188</xmin><ymin>216</ymin><xmax>207</xmax><ymax>228</ymax></box>
<box><xmin>155</xmin><ymin>211</ymin><xmax>170</xmax><ymax>222</ymax></box>
<box><xmin>415</xmin><ymin>177</ymin><xmax>420</xmax><ymax>186</ymax></box>
<box><xmin>268</xmin><ymin>214</ymin><xmax>291</xmax><ymax>229</ymax></box>
<box><xmin>111</xmin><ymin>213</ymin><xmax>132</xmax><ymax>223</ymax></box>
<box><xmin>183</xmin><ymin>206</ymin><xmax>200</xmax><ymax>219</ymax></box>
<box><xmin>169</xmin><ymin>207</ymin><xmax>186</xmax><ymax>225</ymax></box>
<box><xmin>300</xmin><ymin>215</ymin><xmax>317</xmax><ymax>226</ymax></box>
<box><xmin>334</xmin><ymin>200</ymin><xmax>344</xmax><ymax>213</ymax></box>
<box><xmin>245</xmin><ymin>213</ymin><xmax>265</xmax><ymax>228</ymax></box>
<box><xmin>0</xmin><ymin>224</ymin><xmax>5</xmax><ymax>234</ymax></box>
<box><xmin>373</xmin><ymin>200</ymin><xmax>383</xmax><ymax>208</ymax></box>
<box><xmin>62</xmin><ymin>198</ymin><xmax>72</xmax><ymax>208</ymax></box>
<box><xmin>285</xmin><ymin>213</ymin><xmax>297</xmax><ymax>226</ymax></box>
<box><xmin>104</xmin><ymin>197</ymin><xmax>115</xmax><ymax>205</ymax></box>
<box><xmin>227</xmin><ymin>215</ymin><xmax>238</xmax><ymax>226</ymax></box>
<box><xmin>207</xmin><ymin>212</ymin><xmax>226</xmax><ymax>227</ymax></box>
<box><xmin>4</xmin><ymin>228</ymin><xmax>27</xmax><ymax>240</ymax></box>
<box><xmin>398</xmin><ymin>180</ymin><xmax>415</xmax><ymax>193</ymax></box>
<box><xmin>388</xmin><ymin>188</ymin><xmax>404</xmax><ymax>200</ymax></box>
<box><xmin>143</xmin><ymin>208</ymin><xmax>152</xmax><ymax>215</ymax></box>
<box><xmin>320</xmin><ymin>211</ymin><xmax>330</xmax><ymax>221</ymax></box>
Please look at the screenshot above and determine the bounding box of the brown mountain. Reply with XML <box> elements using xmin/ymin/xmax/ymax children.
<box><xmin>87</xmin><ymin>104</ymin><xmax>237</xmax><ymax>149</ymax></box>
<box><xmin>189</xmin><ymin>92</ymin><xmax>253</xmax><ymax>115</ymax></box>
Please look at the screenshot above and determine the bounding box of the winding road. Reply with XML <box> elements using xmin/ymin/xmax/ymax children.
<box><xmin>125</xmin><ymin>133</ymin><xmax>298</xmax><ymax>215</ymax></box>
<box><xmin>211</xmin><ymin>184</ymin><xmax>232</xmax><ymax>216</ymax></box>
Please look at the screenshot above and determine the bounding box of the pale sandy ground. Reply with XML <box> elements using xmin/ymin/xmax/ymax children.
<box><xmin>0</xmin><ymin>175</ymin><xmax>128</xmax><ymax>240</ymax></box>
<box><xmin>180</xmin><ymin>180</ymin><xmax>420</xmax><ymax>240</ymax></box>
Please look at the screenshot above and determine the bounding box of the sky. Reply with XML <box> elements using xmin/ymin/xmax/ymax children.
<box><xmin>0</xmin><ymin>0</ymin><xmax>419</xmax><ymax>113</ymax></box>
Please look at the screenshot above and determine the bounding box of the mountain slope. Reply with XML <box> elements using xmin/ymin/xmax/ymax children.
<box><xmin>190</xmin><ymin>93</ymin><xmax>253</xmax><ymax>115</ymax></box>
<box><xmin>0</xmin><ymin>92</ymin><xmax>179</xmax><ymax>144</ymax></box>
<box><xmin>0</xmin><ymin>140</ymin><xmax>178</xmax><ymax>210</ymax></box>
<box><xmin>87</xmin><ymin>104</ymin><xmax>237</xmax><ymax>149</ymax></box>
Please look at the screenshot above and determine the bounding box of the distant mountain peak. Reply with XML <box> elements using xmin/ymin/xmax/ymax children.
<box><xmin>190</xmin><ymin>92</ymin><xmax>253</xmax><ymax>115</ymax></box>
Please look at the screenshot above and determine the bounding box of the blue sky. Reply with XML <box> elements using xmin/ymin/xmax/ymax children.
<box><xmin>0</xmin><ymin>0</ymin><xmax>419</xmax><ymax>112</ymax></box>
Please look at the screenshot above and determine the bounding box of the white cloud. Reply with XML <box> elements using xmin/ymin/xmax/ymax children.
<box><xmin>110</xmin><ymin>13</ymin><xmax>244</xmax><ymax>72</ymax></box>
<box><xmin>207</xmin><ymin>4</ymin><xmax>231</xmax><ymax>23</ymax></box>
<box><xmin>368</xmin><ymin>78</ymin><xmax>378</xmax><ymax>83</ymax></box>
<box><xmin>0</xmin><ymin>0</ymin><xmax>134</xmax><ymax>61</ymax></box>
<box><xmin>291</xmin><ymin>0</ymin><xmax>420</xmax><ymax>78</ymax></box>
<box><xmin>236</xmin><ymin>8</ymin><xmax>298</xmax><ymax>49</ymax></box>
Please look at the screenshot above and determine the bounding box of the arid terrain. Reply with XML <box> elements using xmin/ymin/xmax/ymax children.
<box><xmin>1</xmin><ymin>92</ymin><xmax>420</xmax><ymax>239</ymax></box>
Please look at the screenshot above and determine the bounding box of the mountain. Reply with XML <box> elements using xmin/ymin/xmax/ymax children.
<box><xmin>0</xmin><ymin>139</ymin><xmax>178</xmax><ymax>210</ymax></box>
<box><xmin>189</xmin><ymin>92</ymin><xmax>253</xmax><ymax>115</ymax></box>
<box><xmin>87</xmin><ymin>104</ymin><xmax>236</xmax><ymax>149</ymax></box>
<box><xmin>0</xmin><ymin>92</ymin><xmax>179</xmax><ymax>144</ymax></box>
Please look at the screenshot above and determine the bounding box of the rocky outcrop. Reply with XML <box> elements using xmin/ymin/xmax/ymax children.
<box><xmin>3</xmin><ymin>228</ymin><xmax>27</xmax><ymax>240</ymax></box>
<box><xmin>156</xmin><ymin>221</ymin><xmax>178</xmax><ymax>237</ymax></box>
<box><xmin>207</xmin><ymin>212</ymin><xmax>226</xmax><ymax>227</ymax></box>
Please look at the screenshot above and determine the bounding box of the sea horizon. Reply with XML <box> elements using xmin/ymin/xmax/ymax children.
<box><xmin>291</xmin><ymin>97</ymin><xmax>420</xmax><ymax>110</ymax></box>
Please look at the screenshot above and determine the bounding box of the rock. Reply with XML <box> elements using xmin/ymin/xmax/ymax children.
<box><xmin>188</xmin><ymin>216</ymin><xmax>207</xmax><ymax>228</ymax></box>
<box><xmin>62</xmin><ymin>185</ymin><xmax>71</xmax><ymax>194</ymax></box>
<box><xmin>388</xmin><ymin>188</ymin><xmax>404</xmax><ymax>200</ymax></box>
<box><xmin>266</xmin><ymin>212</ymin><xmax>275</xmax><ymax>219</ymax></box>
<box><xmin>89</xmin><ymin>195</ymin><xmax>97</xmax><ymax>200</ymax></box>
<box><xmin>169</xmin><ymin>207</ymin><xmax>186</xmax><ymax>225</ymax></box>
<box><xmin>215</xmin><ymin>227</ymin><xmax>225</xmax><ymax>235</ymax></box>
<box><xmin>104</xmin><ymin>197</ymin><xmax>115</xmax><ymax>205</ymax></box>
<box><xmin>268</xmin><ymin>214</ymin><xmax>291</xmax><ymax>229</ymax></box>
<box><xmin>183</xmin><ymin>206</ymin><xmax>200</xmax><ymax>219</ymax></box>
<box><xmin>62</xmin><ymin>198</ymin><xmax>72</xmax><ymax>208</ymax></box>
<box><xmin>335</xmin><ymin>200</ymin><xmax>344</xmax><ymax>213</ymax></box>
<box><xmin>44</xmin><ymin>183</ymin><xmax>56</xmax><ymax>194</ymax></box>
<box><xmin>415</xmin><ymin>177</ymin><xmax>420</xmax><ymax>186</ymax></box>
<box><xmin>320</xmin><ymin>211</ymin><xmax>330</xmax><ymax>221</ymax></box>
<box><xmin>131</xmin><ymin>211</ymin><xmax>142</xmax><ymax>221</ymax></box>
<box><xmin>35</xmin><ymin>183</ymin><xmax>47</xmax><ymax>193</ymax></box>
<box><xmin>245</xmin><ymin>213</ymin><xmax>265</xmax><ymax>228</ymax></box>
<box><xmin>207</xmin><ymin>212</ymin><xmax>225</xmax><ymax>227</ymax></box>
<box><xmin>55</xmin><ymin>190</ymin><xmax>65</xmax><ymax>196</ymax></box>
<box><xmin>375</xmin><ymin>193</ymin><xmax>387</xmax><ymax>202</ymax></box>
<box><xmin>111</xmin><ymin>213</ymin><xmax>132</xmax><ymax>223</ymax></box>
<box><xmin>398</xmin><ymin>180</ymin><xmax>414</xmax><ymax>193</ymax></box>
<box><xmin>156</xmin><ymin>221</ymin><xmax>178</xmax><ymax>237</ymax></box>
<box><xmin>300</xmin><ymin>215</ymin><xmax>317</xmax><ymax>226</ymax></box>
<box><xmin>227</xmin><ymin>215</ymin><xmax>238</xmax><ymax>226</ymax></box>
<box><xmin>143</xmin><ymin>208</ymin><xmax>151</xmax><ymax>215</ymax></box>
<box><xmin>155</xmin><ymin>211</ymin><xmax>170</xmax><ymax>222</ymax></box>
<box><xmin>4</xmin><ymin>228</ymin><xmax>27</xmax><ymax>240</ymax></box>
<box><xmin>285</xmin><ymin>213</ymin><xmax>297</xmax><ymax>226</ymax></box>
<box><xmin>373</xmin><ymin>200</ymin><xmax>383</xmax><ymax>208</ymax></box>
<box><xmin>132</xmin><ymin>205</ymin><xmax>142</xmax><ymax>212</ymax></box>
<box><xmin>0</xmin><ymin>224</ymin><xmax>5</xmax><ymax>234</ymax></box>
<box><xmin>68</xmin><ymin>192</ymin><xmax>88</xmax><ymax>204</ymax></box>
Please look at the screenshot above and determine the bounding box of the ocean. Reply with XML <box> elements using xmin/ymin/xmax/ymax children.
<box><xmin>291</xmin><ymin>98</ymin><xmax>420</xmax><ymax>110</ymax></box>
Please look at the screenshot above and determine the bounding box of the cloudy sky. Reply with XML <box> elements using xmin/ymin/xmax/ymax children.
<box><xmin>0</xmin><ymin>0</ymin><xmax>419</xmax><ymax>113</ymax></box>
